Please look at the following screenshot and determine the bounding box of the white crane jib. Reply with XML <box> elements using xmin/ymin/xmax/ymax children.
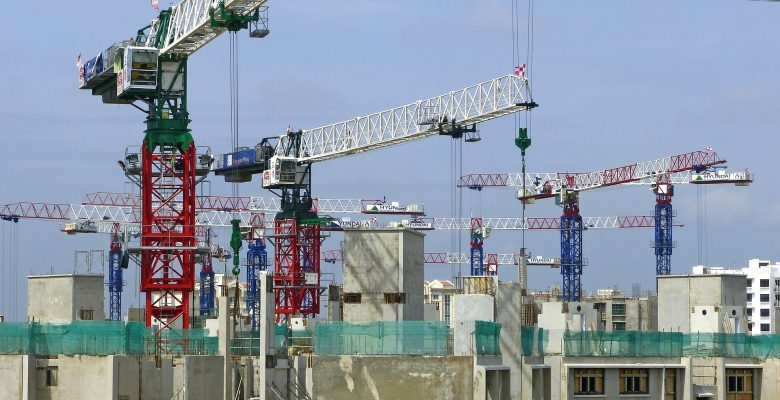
<box><xmin>211</xmin><ymin>74</ymin><xmax>533</xmax><ymax>183</ymax></box>
<box><xmin>276</xmin><ymin>74</ymin><xmax>531</xmax><ymax>164</ymax></box>
<box><xmin>143</xmin><ymin>0</ymin><xmax>268</xmax><ymax>57</ymax></box>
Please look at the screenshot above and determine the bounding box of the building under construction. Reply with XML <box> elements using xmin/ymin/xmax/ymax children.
<box><xmin>0</xmin><ymin>0</ymin><xmax>776</xmax><ymax>399</ymax></box>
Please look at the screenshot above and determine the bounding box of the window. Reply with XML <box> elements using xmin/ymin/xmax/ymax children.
<box><xmin>620</xmin><ymin>369</ymin><xmax>649</xmax><ymax>394</ymax></box>
<box><xmin>383</xmin><ymin>292</ymin><xmax>406</xmax><ymax>304</ymax></box>
<box><xmin>612</xmin><ymin>322</ymin><xmax>626</xmax><ymax>331</ymax></box>
<box><xmin>665</xmin><ymin>369</ymin><xmax>677</xmax><ymax>400</ymax></box>
<box><xmin>776</xmin><ymin>294</ymin><xmax>780</xmax><ymax>302</ymax></box>
<box><xmin>761</xmin><ymin>308</ymin><xmax>770</xmax><ymax>317</ymax></box>
<box><xmin>612</xmin><ymin>303</ymin><xmax>626</xmax><ymax>316</ymax></box>
<box><xmin>726</xmin><ymin>368</ymin><xmax>753</xmax><ymax>400</ymax></box>
<box><xmin>444</xmin><ymin>295</ymin><xmax>451</xmax><ymax>323</ymax></box>
<box><xmin>747</xmin><ymin>308</ymin><xmax>753</xmax><ymax>316</ymax></box>
<box><xmin>776</xmin><ymin>279</ymin><xmax>780</xmax><ymax>287</ymax></box>
<box><xmin>432</xmin><ymin>294</ymin><xmax>440</xmax><ymax>300</ymax></box>
<box><xmin>79</xmin><ymin>309</ymin><xmax>94</xmax><ymax>320</ymax></box>
<box><xmin>45</xmin><ymin>367</ymin><xmax>58</xmax><ymax>387</ymax></box>
<box><xmin>761</xmin><ymin>294</ymin><xmax>770</xmax><ymax>302</ymax></box>
<box><xmin>747</xmin><ymin>278</ymin><xmax>753</xmax><ymax>287</ymax></box>
<box><xmin>748</xmin><ymin>323</ymin><xmax>753</xmax><ymax>331</ymax></box>
<box><xmin>761</xmin><ymin>324</ymin><xmax>770</xmax><ymax>332</ymax></box>
<box><xmin>747</xmin><ymin>293</ymin><xmax>753</xmax><ymax>302</ymax></box>
<box><xmin>573</xmin><ymin>369</ymin><xmax>604</xmax><ymax>395</ymax></box>
<box><xmin>760</xmin><ymin>279</ymin><xmax>770</xmax><ymax>288</ymax></box>
<box><xmin>342</xmin><ymin>293</ymin><xmax>362</xmax><ymax>303</ymax></box>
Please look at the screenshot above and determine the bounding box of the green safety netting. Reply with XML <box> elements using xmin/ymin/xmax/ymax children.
<box><xmin>314</xmin><ymin>321</ymin><xmax>451</xmax><ymax>356</ymax></box>
<box><xmin>562</xmin><ymin>331</ymin><xmax>780</xmax><ymax>359</ymax></box>
<box><xmin>520</xmin><ymin>326</ymin><xmax>549</xmax><ymax>357</ymax></box>
<box><xmin>474</xmin><ymin>321</ymin><xmax>502</xmax><ymax>356</ymax></box>
<box><xmin>683</xmin><ymin>332</ymin><xmax>780</xmax><ymax>358</ymax></box>
<box><xmin>564</xmin><ymin>330</ymin><xmax>683</xmax><ymax>357</ymax></box>
<box><xmin>153</xmin><ymin>328</ymin><xmax>218</xmax><ymax>356</ymax></box>
<box><xmin>0</xmin><ymin>321</ymin><xmax>223</xmax><ymax>356</ymax></box>
<box><xmin>0</xmin><ymin>322</ymin><xmax>31</xmax><ymax>354</ymax></box>
<box><xmin>274</xmin><ymin>323</ymin><xmax>289</xmax><ymax>349</ymax></box>
<box><xmin>0</xmin><ymin>321</ymin><xmax>153</xmax><ymax>356</ymax></box>
<box><xmin>231</xmin><ymin>331</ymin><xmax>263</xmax><ymax>356</ymax></box>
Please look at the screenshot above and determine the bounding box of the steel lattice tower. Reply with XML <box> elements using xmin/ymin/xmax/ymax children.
<box><xmin>108</xmin><ymin>223</ymin><xmax>123</xmax><ymax>321</ymax></box>
<box><xmin>246</xmin><ymin>237</ymin><xmax>267</xmax><ymax>330</ymax></box>
<box><xmin>654</xmin><ymin>176</ymin><xmax>674</xmax><ymax>276</ymax></box>
<box><xmin>273</xmin><ymin>219</ymin><xmax>321</xmax><ymax>322</ymax></box>
<box><xmin>560</xmin><ymin>195</ymin><xmax>583</xmax><ymax>302</ymax></box>
<box><xmin>470</xmin><ymin>218</ymin><xmax>485</xmax><ymax>275</ymax></box>
<box><xmin>139</xmin><ymin>56</ymin><xmax>197</xmax><ymax>334</ymax></box>
<box><xmin>200</xmin><ymin>228</ymin><xmax>215</xmax><ymax>316</ymax></box>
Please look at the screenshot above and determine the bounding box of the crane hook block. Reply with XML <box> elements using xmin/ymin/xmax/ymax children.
<box><xmin>515</xmin><ymin>128</ymin><xmax>531</xmax><ymax>152</ymax></box>
<box><xmin>230</xmin><ymin>219</ymin><xmax>242</xmax><ymax>276</ymax></box>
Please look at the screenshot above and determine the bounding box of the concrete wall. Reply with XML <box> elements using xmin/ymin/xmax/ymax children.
<box><xmin>0</xmin><ymin>355</ymin><xmax>26</xmax><ymax>400</ymax></box>
<box><xmin>327</xmin><ymin>284</ymin><xmax>342</xmax><ymax>321</ymax></box>
<box><xmin>497</xmin><ymin>283</ymin><xmax>523</xmax><ymax>400</ymax></box>
<box><xmin>402</xmin><ymin>228</ymin><xmax>425</xmax><ymax>321</ymax></box>
<box><xmin>760</xmin><ymin>358</ymin><xmax>780</xmax><ymax>399</ymax></box>
<box><xmin>658</xmin><ymin>274</ymin><xmax>747</xmax><ymax>333</ymax></box>
<box><xmin>658</xmin><ymin>276</ymin><xmax>692</xmax><ymax>332</ymax></box>
<box><xmin>528</xmin><ymin>355</ymin><xmax>773</xmax><ymax>400</ymax></box>
<box><xmin>453</xmin><ymin>294</ymin><xmax>494</xmax><ymax>323</ymax></box>
<box><xmin>342</xmin><ymin>228</ymin><xmax>424</xmax><ymax>323</ymax></box>
<box><xmin>602</xmin><ymin>297</ymin><xmax>657</xmax><ymax>331</ymax></box>
<box><xmin>564</xmin><ymin>364</ymin><xmax>665</xmax><ymax>400</ymax></box>
<box><xmin>28</xmin><ymin>355</ymin><xmax>172</xmax><ymax>400</ymax></box>
<box><xmin>312</xmin><ymin>355</ymin><xmax>474</xmax><ymax>399</ymax></box>
<box><xmin>182</xmin><ymin>356</ymin><xmax>224</xmax><ymax>400</ymax></box>
<box><xmin>27</xmin><ymin>275</ymin><xmax>105</xmax><ymax>323</ymax></box>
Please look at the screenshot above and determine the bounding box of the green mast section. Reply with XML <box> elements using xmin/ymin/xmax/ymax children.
<box><xmin>210</xmin><ymin>1</ymin><xmax>260</xmax><ymax>32</ymax></box>
<box><xmin>134</xmin><ymin>8</ymin><xmax>191</xmax><ymax>154</ymax></box>
<box><xmin>144</xmin><ymin>57</ymin><xmax>192</xmax><ymax>153</ymax></box>
<box><xmin>230</xmin><ymin>219</ymin><xmax>242</xmax><ymax>276</ymax></box>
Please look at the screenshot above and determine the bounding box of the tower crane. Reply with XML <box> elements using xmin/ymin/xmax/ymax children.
<box><xmin>3</xmin><ymin>194</ymin><xmax>673</xmax><ymax>320</ymax></box>
<box><xmin>78</xmin><ymin>0</ymin><xmax>271</xmax><ymax>337</ymax></box>
<box><xmin>492</xmin><ymin>149</ymin><xmax>747</xmax><ymax>302</ymax></box>
<box><xmin>214</xmin><ymin>74</ymin><xmax>535</xmax><ymax>321</ymax></box>
<box><xmin>80</xmin><ymin>191</ymin><xmax>423</xmax><ymax>327</ymax></box>
<box><xmin>322</xmin><ymin>249</ymin><xmax>560</xmax><ymax>269</ymax></box>
<box><xmin>459</xmin><ymin>157</ymin><xmax>752</xmax><ymax>283</ymax></box>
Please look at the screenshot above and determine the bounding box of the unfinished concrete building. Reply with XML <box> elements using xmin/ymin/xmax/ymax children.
<box><xmin>340</xmin><ymin>227</ymin><xmax>424</xmax><ymax>323</ymax></box>
<box><xmin>658</xmin><ymin>274</ymin><xmax>747</xmax><ymax>333</ymax></box>
<box><xmin>591</xmin><ymin>295</ymin><xmax>658</xmax><ymax>332</ymax></box>
<box><xmin>27</xmin><ymin>274</ymin><xmax>105</xmax><ymax>323</ymax></box>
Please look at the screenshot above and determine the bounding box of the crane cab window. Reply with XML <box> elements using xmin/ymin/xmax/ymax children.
<box><xmin>121</xmin><ymin>47</ymin><xmax>159</xmax><ymax>93</ymax></box>
<box><xmin>128</xmin><ymin>49</ymin><xmax>157</xmax><ymax>85</ymax></box>
<box><xmin>276</xmin><ymin>158</ymin><xmax>297</xmax><ymax>184</ymax></box>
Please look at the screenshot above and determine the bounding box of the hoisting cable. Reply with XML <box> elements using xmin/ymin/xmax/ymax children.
<box><xmin>1</xmin><ymin>222</ymin><xmax>5</xmax><ymax>315</ymax></box>
<box><xmin>228</xmin><ymin>31</ymin><xmax>242</xmax><ymax>278</ymax></box>
<box><xmin>450</xmin><ymin>137</ymin><xmax>457</xmax><ymax>283</ymax></box>
<box><xmin>513</xmin><ymin>0</ymin><xmax>535</xmax><ymax>281</ymax></box>
<box><xmin>458</xmin><ymin>137</ymin><xmax>464</xmax><ymax>281</ymax></box>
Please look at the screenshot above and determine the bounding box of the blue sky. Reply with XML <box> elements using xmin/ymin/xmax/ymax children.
<box><xmin>0</xmin><ymin>0</ymin><xmax>778</xmax><ymax>320</ymax></box>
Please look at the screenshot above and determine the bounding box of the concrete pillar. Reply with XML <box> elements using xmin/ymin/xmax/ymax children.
<box><xmin>22</xmin><ymin>355</ymin><xmax>36</xmax><ymax>400</ymax></box>
<box><xmin>253</xmin><ymin>271</ymin><xmax>276</xmax><ymax>399</ymax></box>
<box><xmin>219</xmin><ymin>293</ymin><xmax>232</xmax><ymax>400</ymax></box>
<box><xmin>243</xmin><ymin>362</ymin><xmax>253</xmax><ymax>400</ymax></box>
